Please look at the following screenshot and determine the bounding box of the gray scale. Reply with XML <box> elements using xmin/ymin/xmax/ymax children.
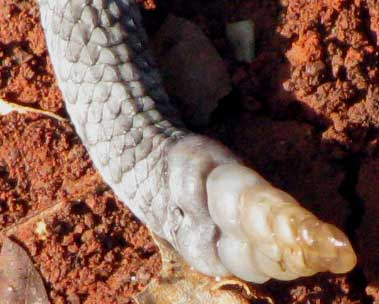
<box><xmin>37</xmin><ymin>0</ymin><xmax>228</xmax><ymax>277</ymax></box>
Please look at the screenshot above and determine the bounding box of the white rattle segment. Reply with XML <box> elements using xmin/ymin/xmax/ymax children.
<box><xmin>207</xmin><ymin>164</ymin><xmax>356</xmax><ymax>282</ymax></box>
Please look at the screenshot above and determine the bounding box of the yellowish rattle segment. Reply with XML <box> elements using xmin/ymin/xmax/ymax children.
<box><xmin>206</xmin><ymin>163</ymin><xmax>356</xmax><ymax>283</ymax></box>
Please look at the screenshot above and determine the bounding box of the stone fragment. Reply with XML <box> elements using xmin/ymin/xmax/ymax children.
<box><xmin>153</xmin><ymin>15</ymin><xmax>231</xmax><ymax>127</ymax></box>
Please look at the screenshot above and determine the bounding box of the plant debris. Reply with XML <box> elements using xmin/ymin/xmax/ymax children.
<box><xmin>134</xmin><ymin>235</ymin><xmax>268</xmax><ymax>304</ymax></box>
<box><xmin>0</xmin><ymin>237</ymin><xmax>49</xmax><ymax>304</ymax></box>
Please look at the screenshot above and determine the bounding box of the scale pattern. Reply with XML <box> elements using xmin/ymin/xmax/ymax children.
<box><xmin>37</xmin><ymin>0</ymin><xmax>358</xmax><ymax>282</ymax></box>
<box><xmin>38</xmin><ymin>0</ymin><xmax>187</xmax><ymax>235</ymax></box>
<box><xmin>38</xmin><ymin>0</ymin><xmax>238</xmax><ymax>277</ymax></box>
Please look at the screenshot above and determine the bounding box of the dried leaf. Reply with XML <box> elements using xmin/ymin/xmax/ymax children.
<box><xmin>0</xmin><ymin>98</ymin><xmax>65</xmax><ymax>121</ymax></box>
<box><xmin>0</xmin><ymin>237</ymin><xmax>49</xmax><ymax>304</ymax></box>
<box><xmin>134</xmin><ymin>234</ymin><xmax>258</xmax><ymax>304</ymax></box>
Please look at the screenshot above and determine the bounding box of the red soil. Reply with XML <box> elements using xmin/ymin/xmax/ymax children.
<box><xmin>0</xmin><ymin>0</ymin><xmax>378</xmax><ymax>303</ymax></box>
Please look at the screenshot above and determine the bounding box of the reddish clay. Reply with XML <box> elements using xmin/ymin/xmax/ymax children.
<box><xmin>0</xmin><ymin>112</ymin><xmax>161</xmax><ymax>303</ymax></box>
<box><xmin>232</xmin><ymin>0</ymin><xmax>379</xmax><ymax>156</ymax></box>
<box><xmin>0</xmin><ymin>0</ymin><xmax>378</xmax><ymax>303</ymax></box>
<box><xmin>0</xmin><ymin>0</ymin><xmax>64</xmax><ymax>114</ymax></box>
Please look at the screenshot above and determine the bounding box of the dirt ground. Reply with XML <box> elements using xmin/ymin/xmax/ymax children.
<box><xmin>0</xmin><ymin>0</ymin><xmax>378</xmax><ymax>303</ymax></box>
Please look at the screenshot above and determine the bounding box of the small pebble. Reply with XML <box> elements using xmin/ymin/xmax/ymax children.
<box><xmin>226</xmin><ymin>20</ymin><xmax>255</xmax><ymax>63</ymax></box>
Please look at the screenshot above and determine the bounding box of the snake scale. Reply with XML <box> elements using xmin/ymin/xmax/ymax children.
<box><xmin>37</xmin><ymin>0</ymin><xmax>357</xmax><ymax>283</ymax></box>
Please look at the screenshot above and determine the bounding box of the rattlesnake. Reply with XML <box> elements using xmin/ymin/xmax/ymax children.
<box><xmin>37</xmin><ymin>0</ymin><xmax>356</xmax><ymax>283</ymax></box>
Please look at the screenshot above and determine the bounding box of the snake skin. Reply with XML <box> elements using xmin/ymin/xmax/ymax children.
<box><xmin>38</xmin><ymin>0</ymin><xmax>238</xmax><ymax>276</ymax></box>
<box><xmin>38</xmin><ymin>0</ymin><xmax>186</xmax><ymax>232</ymax></box>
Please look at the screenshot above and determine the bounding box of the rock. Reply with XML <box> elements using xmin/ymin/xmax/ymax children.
<box><xmin>153</xmin><ymin>15</ymin><xmax>232</xmax><ymax>127</ymax></box>
<box><xmin>226</xmin><ymin>20</ymin><xmax>255</xmax><ymax>63</ymax></box>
